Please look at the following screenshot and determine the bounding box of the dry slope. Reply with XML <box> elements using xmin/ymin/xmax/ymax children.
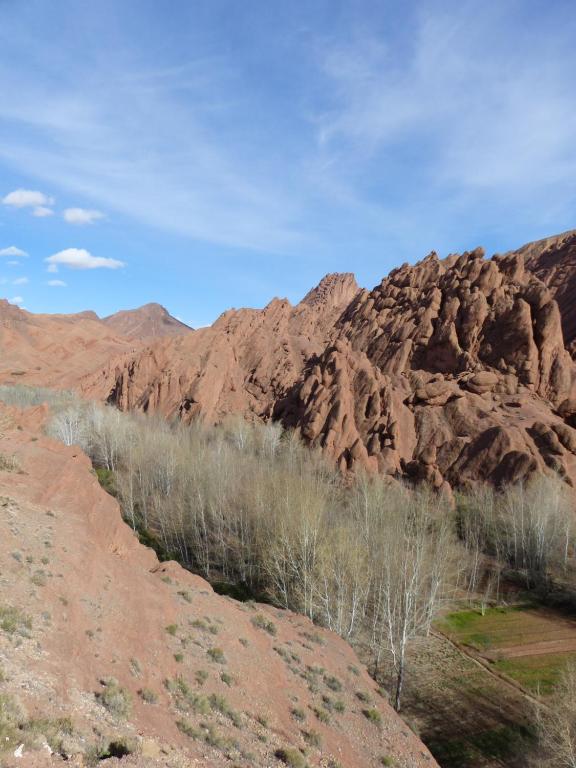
<box><xmin>0</xmin><ymin>404</ymin><xmax>435</xmax><ymax>768</ymax></box>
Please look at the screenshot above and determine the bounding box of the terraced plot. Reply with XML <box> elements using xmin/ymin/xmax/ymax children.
<box><xmin>439</xmin><ymin>604</ymin><xmax>576</xmax><ymax>695</ymax></box>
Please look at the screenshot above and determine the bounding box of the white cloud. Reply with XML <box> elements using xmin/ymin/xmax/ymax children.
<box><xmin>8</xmin><ymin>296</ymin><xmax>23</xmax><ymax>305</ymax></box>
<box><xmin>0</xmin><ymin>246</ymin><xmax>28</xmax><ymax>257</ymax></box>
<box><xmin>63</xmin><ymin>207</ymin><xmax>104</xmax><ymax>225</ymax></box>
<box><xmin>2</xmin><ymin>189</ymin><xmax>54</xmax><ymax>208</ymax></box>
<box><xmin>47</xmin><ymin>279</ymin><xmax>67</xmax><ymax>287</ymax></box>
<box><xmin>7</xmin><ymin>261</ymin><xmax>20</xmax><ymax>266</ymax></box>
<box><xmin>12</xmin><ymin>277</ymin><xmax>28</xmax><ymax>285</ymax></box>
<box><xmin>45</xmin><ymin>247</ymin><xmax>125</xmax><ymax>271</ymax></box>
<box><xmin>33</xmin><ymin>205</ymin><xmax>54</xmax><ymax>217</ymax></box>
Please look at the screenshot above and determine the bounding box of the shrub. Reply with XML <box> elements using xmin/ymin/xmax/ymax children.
<box><xmin>363</xmin><ymin>708</ymin><xmax>382</xmax><ymax>724</ymax></box>
<box><xmin>251</xmin><ymin>613</ymin><xmax>277</xmax><ymax>636</ymax></box>
<box><xmin>176</xmin><ymin>719</ymin><xmax>201</xmax><ymax>739</ymax></box>
<box><xmin>290</xmin><ymin>707</ymin><xmax>305</xmax><ymax>722</ymax></box>
<box><xmin>313</xmin><ymin>706</ymin><xmax>330</xmax><ymax>724</ymax></box>
<box><xmin>302</xmin><ymin>729</ymin><xmax>322</xmax><ymax>748</ymax></box>
<box><xmin>220</xmin><ymin>671</ymin><xmax>234</xmax><ymax>686</ymax></box>
<box><xmin>0</xmin><ymin>606</ymin><xmax>31</xmax><ymax>636</ymax></box>
<box><xmin>207</xmin><ymin>647</ymin><xmax>226</xmax><ymax>664</ymax></box>
<box><xmin>165</xmin><ymin>624</ymin><xmax>178</xmax><ymax>636</ymax></box>
<box><xmin>323</xmin><ymin>675</ymin><xmax>342</xmax><ymax>692</ymax></box>
<box><xmin>208</xmin><ymin>693</ymin><xmax>242</xmax><ymax>727</ymax></box>
<box><xmin>275</xmin><ymin>747</ymin><xmax>307</xmax><ymax>767</ymax></box>
<box><xmin>138</xmin><ymin>688</ymin><xmax>157</xmax><ymax>704</ymax></box>
<box><xmin>195</xmin><ymin>669</ymin><xmax>208</xmax><ymax>686</ymax></box>
<box><xmin>97</xmin><ymin>678</ymin><xmax>131</xmax><ymax>718</ymax></box>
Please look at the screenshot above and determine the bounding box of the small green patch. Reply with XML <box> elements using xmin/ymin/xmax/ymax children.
<box><xmin>251</xmin><ymin>613</ymin><xmax>277</xmax><ymax>636</ymax></box>
<box><xmin>363</xmin><ymin>708</ymin><xmax>382</xmax><ymax>724</ymax></box>
<box><xmin>0</xmin><ymin>605</ymin><xmax>31</xmax><ymax>636</ymax></box>
<box><xmin>323</xmin><ymin>674</ymin><xmax>342</xmax><ymax>692</ymax></box>
<box><xmin>207</xmin><ymin>647</ymin><xmax>226</xmax><ymax>664</ymax></box>
<box><xmin>302</xmin><ymin>728</ymin><xmax>322</xmax><ymax>748</ymax></box>
<box><xmin>275</xmin><ymin>746</ymin><xmax>307</xmax><ymax>767</ymax></box>
<box><xmin>195</xmin><ymin>669</ymin><xmax>209</xmax><ymax>686</ymax></box>
<box><xmin>165</xmin><ymin>623</ymin><xmax>178</xmax><ymax>636</ymax></box>
<box><xmin>95</xmin><ymin>467</ymin><xmax>116</xmax><ymax>496</ymax></box>
<box><xmin>220</xmin><ymin>671</ymin><xmax>234</xmax><ymax>686</ymax></box>
<box><xmin>494</xmin><ymin>654</ymin><xmax>574</xmax><ymax>695</ymax></box>
<box><xmin>313</xmin><ymin>705</ymin><xmax>330</xmax><ymax>724</ymax></box>
<box><xmin>138</xmin><ymin>688</ymin><xmax>158</xmax><ymax>704</ymax></box>
<box><xmin>96</xmin><ymin>678</ymin><xmax>131</xmax><ymax>718</ymax></box>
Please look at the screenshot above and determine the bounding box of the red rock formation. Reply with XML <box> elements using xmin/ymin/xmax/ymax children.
<box><xmin>103</xmin><ymin>302</ymin><xmax>192</xmax><ymax>340</ymax></box>
<box><xmin>519</xmin><ymin>229</ymin><xmax>576</xmax><ymax>358</ymax></box>
<box><xmin>2</xmin><ymin>236</ymin><xmax>576</xmax><ymax>493</ymax></box>
<box><xmin>287</xmin><ymin>249</ymin><xmax>576</xmax><ymax>490</ymax></box>
<box><xmin>82</xmin><ymin>273</ymin><xmax>360</xmax><ymax>422</ymax></box>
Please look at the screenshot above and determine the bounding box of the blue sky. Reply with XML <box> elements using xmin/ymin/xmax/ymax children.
<box><xmin>0</xmin><ymin>0</ymin><xmax>575</xmax><ymax>326</ymax></box>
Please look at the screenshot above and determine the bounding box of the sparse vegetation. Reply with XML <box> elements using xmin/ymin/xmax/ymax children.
<box><xmin>207</xmin><ymin>647</ymin><xmax>226</xmax><ymax>664</ymax></box>
<box><xmin>138</xmin><ymin>687</ymin><xmax>158</xmax><ymax>704</ymax></box>
<box><xmin>275</xmin><ymin>747</ymin><xmax>307</xmax><ymax>767</ymax></box>
<box><xmin>251</xmin><ymin>613</ymin><xmax>277</xmax><ymax>636</ymax></box>
<box><xmin>0</xmin><ymin>605</ymin><xmax>31</xmax><ymax>636</ymax></box>
<box><xmin>302</xmin><ymin>728</ymin><xmax>322</xmax><ymax>748</ymax></box>
<box><xmin>363</xmin><ymin>708</ymin><xmax>382</xmax><ymax>724</ymax></box>
<box><xmin>96</xmin><ymin>678</ymin><xmax>131</xmax><ymax>718</ymax></box>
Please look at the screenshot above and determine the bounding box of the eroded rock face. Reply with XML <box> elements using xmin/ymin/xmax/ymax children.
<box><xmin>83</xmin><ymin>273</ymin><xmax>361</xmax><ymax>423</ymax></box>
<box><xmin>11</xmin><ymin>238</ymin><xmax>576</xmax><ymax>493</ymax></box>
<box><xmin>283</xmin><ymin>250</ymin><xmax>576</xmax><ymax>490</ymax></box>
<box><xmin>519</xmin><ymin>229</ymin><xmax>576</xmax><ymax>358</ymax></box>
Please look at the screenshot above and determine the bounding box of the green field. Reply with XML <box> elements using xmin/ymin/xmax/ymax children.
<box><xmin>438</xmin><ymin>603</ymin><xmax>576</xmax><ymax>696</ymax></box>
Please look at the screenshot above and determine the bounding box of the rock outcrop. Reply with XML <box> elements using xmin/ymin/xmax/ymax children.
<box><xmin>284</xmin><ymin>249</ymin><xmax>576</xmax><ymax>491</ymax></box>
<box><xmin>2</xmin><ymin>233</ymin><xmax>576</xmax><ymax>493</ymax></box>
<box><xmin>518</xmin><ymin>229</ymin><xmax>576</xmax><ymax>358</ymax></box>
<box><xmin>82</xmin><ymin>273</ymin><xmax>360</xmax><ymax>423</ymax></box>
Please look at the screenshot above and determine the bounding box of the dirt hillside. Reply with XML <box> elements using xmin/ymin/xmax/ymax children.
<box><xmin>0</xmin><ymin>404</ymin><xmax>435</xmax><ymax>767</ymax></box>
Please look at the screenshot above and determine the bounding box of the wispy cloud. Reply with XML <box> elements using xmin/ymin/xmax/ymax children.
<box><xmin>316</xmin><ymin>5</ymin><xmax>576</xmax><ymax>196</ymax></box>
<box><xmin>12</xmin><ymin>276</ymin><xmax>28</xmax><ymax>285</ymax></box>
<box><xmin>8</xmin><ymin>296</ymin><xmax>23</xmax><ymax>305</ymax></box>
<box><xmin>0</xmin><ymin>246</ymin><xmax>28</xmax><ymax>257</ymax></box>
<box><xmin>47</xmin><ymin>279</ymin><xmax>67</xmax><ymax>287</ymax></box>
<box><xmin>33</xmin><ymin>205</ymin><xmax>54</xmax><ymax>217</ymax></box>
<box><xmin>45</xmin><ymin>247</ymin><xmax>124</xmax><ymax>271</ymax></box>
<box><xmin>63</xmin><ymin>207</ymin><xmax>104</xmax><ymax>225</ymax></box>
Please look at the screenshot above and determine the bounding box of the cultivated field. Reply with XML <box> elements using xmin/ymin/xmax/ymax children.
<box><xmin>439</xmin><ymin>604</ymin><xmax>576</xmax><ymax>695</ymax></box>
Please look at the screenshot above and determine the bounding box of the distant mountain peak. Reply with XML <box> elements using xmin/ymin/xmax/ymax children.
<box><xmin>103</xmin><ymin>303</ymin><xmax>192</xmax><ymax>341</ymax></box>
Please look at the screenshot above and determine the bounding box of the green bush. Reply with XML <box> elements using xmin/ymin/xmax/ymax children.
<box><xmin>207</xmin><ymin>647</ymin><xmax>226</xmax><ymax>664</ymax></box>
<box><xmin>275</xmin><ymin>747</ymin><xmax>307</xmax><ymax>767</ymax></box>
<box><xmin>138</xmin><ymin>688</ymin><xmax>158</xmax><ymax>704</ymax></box>
<box><xmin>363</xmin><ymin>708</ymin><xmax>382</xmax><ymax>724</ymax></box>
<box><xmin>251</xmin><ymin>613</ymin><xmax>277</xmax><ymax>636</ymax></box>
<box><xmin>97</xmin><ymin>679</ymin><xmax>131</xmax><ymax>718</ymax></box>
